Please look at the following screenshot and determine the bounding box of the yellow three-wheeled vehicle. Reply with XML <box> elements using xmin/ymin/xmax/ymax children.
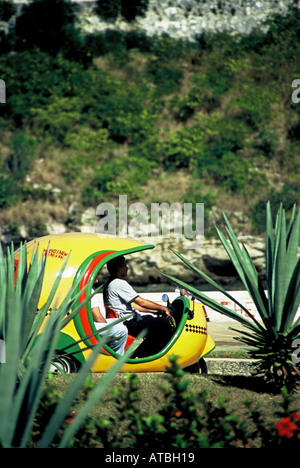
<box><xmin>14</xmin><ymin>233</ymin><xmax>214</xmax><ymax>373</ymax></box>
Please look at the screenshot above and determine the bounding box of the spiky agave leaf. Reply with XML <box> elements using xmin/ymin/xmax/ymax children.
<box><xmin>0</xmin><ymin>242</ymin><xmax>137</xmax><ymax>447</ymax></box>
<box><xmin>160</xmin><ymin>202</ymin><xmax>300</xmax><ymax>392</ymax></box>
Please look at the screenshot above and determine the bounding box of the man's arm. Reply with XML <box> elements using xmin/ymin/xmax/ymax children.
<box><xmin>91</xmin><ymin>306</ymin><xmax>107</xmax><ymax>323</ymax></box>
<box><xmin>131</xmin><ymin>296</ymin><xmax>171</xmax><ymax>317</ymax></box>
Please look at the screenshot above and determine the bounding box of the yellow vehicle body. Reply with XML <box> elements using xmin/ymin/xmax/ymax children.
<box><xmin>14</xmin><ymin>233</ymin><xmax>214</xmax><ymax>372</ymax></box>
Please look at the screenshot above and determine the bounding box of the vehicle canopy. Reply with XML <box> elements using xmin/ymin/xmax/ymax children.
<box><xmin>15</xmin><ymin>232</ymin><xmax>155</xmax><ymax>348</ymax></box>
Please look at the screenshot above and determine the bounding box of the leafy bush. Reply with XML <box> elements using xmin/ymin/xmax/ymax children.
<box><xmin>207</xmin><ymin>152</ymin><xmax>253</xmax><ymax>193</ymax></box>
<box><xmin>0</xmin><ymin>174</ymin><xmax>16</xmax><ymax>208</ymax></box>
<box><xmin>255</xmin><ymin>128</ymin><xmax>279</xmax><ymax>159</ymax></box>
<box><xmin>0</xmin><ymin>133</ymin><xmax>37</xmax><ymax>206</ymax></box>
<box><xmin>157</xmin><ymin>115</ymin><xmax>262</xmax><ymax>193</ymax></box>
<box><xmin>84</xmin><ymin>29</ymin><xmax>153</xmax><ymax>58</ymax></box>
<box><xmin>65</xmin><ymin>127</ymin><xmax>109</xmax><ymax>152</ymax></box>
<box><xmin>146</xmin><ymin>59</ymin><xmax>183</xmax><ymax>96</ymax></box>
<box><xmin>6</xmin><ymin>133</ymin><xmax>37</xmax><ymax>182</ymax></box>
<box><xmin>158</xmin><ymin>126</ymin><xmax>205</xmax><ymax>169</ymax></box>
<box><xmin>31</xmin><ymin>97</ymin><xmax>82</xmax><ymax>145</ymax></box>
<box><xmin>252</xmin><ymin>186</ymin><xmax>300</xmax><ymax>234</ymax></box>
<box><xmin>0</xmin><ymin>0</ymin><xmax>16</xmax><ymax>21</ymax></box>
<box><xmin>94</xmin><ymin>0</ymin><xmax>120</xmax><ymax>21</ymax></box>
<box><xmin>178</xmin><ymin>66</ymin><xmax>232</xmax><ymax>121</ymax></box>
<box><xmin>32</xmin><ymin>356</ymin><xmax>300</xmax><ymax>448</ymax></box>
<box><xmin>82</xmin><ymin>155</ymin><xmax>154</xmax><ymax>205</ymax></box>
<box><xmin>0</xmin><ymin>51</ymin><xmax>89</xmax><ymax>127</ymax></box>
<box><xmin>14</xmin><ymin>0</ymin><xmax>83</xmax><ymax>57</ymax></box>
<box><xmin>229</xmin><ymin>82</ymin><xmax>279</xmax><ymax>130</ymax></box>
<box><xmin>95</xmin><ymin>0</ymin><xmax>149</xmax><ymax>23</ymax></box>
<box><xmin>120</xmin><ymin>0</ymin><xmax>149</xmax><ymax>22</ymax></box>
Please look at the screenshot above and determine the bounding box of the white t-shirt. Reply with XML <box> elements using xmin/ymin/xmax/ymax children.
<box><xmin>91</xmin><ymin>292</ymin><xmax>106</xmax><ymax>318</ymax></box>
<box><xmin>103</xmin><ymin>278</ymin><xmax>139</xmax><ymax>318</ymax></box>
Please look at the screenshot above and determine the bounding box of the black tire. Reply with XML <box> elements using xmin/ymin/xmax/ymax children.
<box><xmin>184</xmin><ymin>358</ymin><xmax>207</xmax><ymax>374</ymax></box>
<box><xmin>198</xmin><ymin>357</ymin><xmax>208</xmax><ymax>374</ymax></box>
<box><xmin>50</xmin><ymin>356</ymin><xmax>78</xmax><ymax>374</ymax></box>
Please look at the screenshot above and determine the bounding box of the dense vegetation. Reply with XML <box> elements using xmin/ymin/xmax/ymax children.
<box><xmin>0</xmin><ymin>0</ymin><xmax>300</xmax><ymax>241</ymax></box>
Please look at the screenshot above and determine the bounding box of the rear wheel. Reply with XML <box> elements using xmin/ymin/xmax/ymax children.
<box><xmin>49</xmin><ymin>356</ymin><xmax>78</xmax><ymax>374</ymax></box>
<box><xmin>184</xmin><ymin>358</ymin><xmax>207</xmax><ymax>374</ymax></box>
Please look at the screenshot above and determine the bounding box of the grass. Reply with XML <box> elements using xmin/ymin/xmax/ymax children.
<box><xmin>208</xmin><ymin>349</ymin><xmax>254</xmax><ymax>359</ymax></box>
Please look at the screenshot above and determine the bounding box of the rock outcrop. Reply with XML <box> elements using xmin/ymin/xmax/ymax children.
<box><xmin>78</xmin><ymin>0</ymin><xmax>295</xmax><ymax>40</ymax></box>
<box><xmin>125</xmin><ymin>235</ymin><xmax>266</xmax><ymax>289</ymax></box>
<box><xmin>0</xmin><ymin>205</ymin><xmax>266</xmax><ymax>289</ymax></box>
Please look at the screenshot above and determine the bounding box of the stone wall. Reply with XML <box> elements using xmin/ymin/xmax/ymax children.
<box><xmin>77</xmin><ymin>0</ymin><xmax>296</xmax><ymax>39</ymax></box>
<box><xmin>8</xmin><ymin>0</ymin><xmax>298</xmax><ymax>40</ymax></box>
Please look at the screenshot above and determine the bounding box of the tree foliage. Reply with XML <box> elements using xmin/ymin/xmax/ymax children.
<box><xmin>0</xmin><ymin>4</ymin><xmax>299</xmax><ymax>234</ymax></box>
<box><xmin>95</xmin><ymin>0</ymin><xmax>149</xmax><ymax>22</ymax></box>
<box><xmin>14</xmin><ymin>0</ymin><xmax>81</xmax><ymax>56</ymax></box>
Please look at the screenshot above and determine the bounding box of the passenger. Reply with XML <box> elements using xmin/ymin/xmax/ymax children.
<box><xmin>91</xmin><ymin>276</ymin><xmax>128</xmax><ymax>356</ymax></box>
<box><xmin>103</xmin><ymin>256</ymin><xmax>174</xmax><ymax>357</ymax></box>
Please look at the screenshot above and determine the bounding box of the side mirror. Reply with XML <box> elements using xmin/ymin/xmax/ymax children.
<box><xmin>162</xmin><ymin>294</ymin><xmax>169</xmax><ymax>303</ymax></box>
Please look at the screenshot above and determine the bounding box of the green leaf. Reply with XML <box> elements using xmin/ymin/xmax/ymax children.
<box><xmin>159</xmin><ymin>269</ymin><xmax>261</xmax><ymax>332</ymax></box>
<box><xmin>217</xmin><ymin>214</ymin><xmax>270</xmax><ymax>327</ymax></box>
<box><xmin>169</xmin><ymin>248</ymin><xmax>264</xmax><ymax>331</ymax></box>
<box><xmin>265</xmin><ymin>201</ymin><xmax>274</xmax><ymax>316</ymax></box>
<box><xmin>281</xmin><ymin>259</ymin><xmax>300</xmax><ymax>333</ymax></box>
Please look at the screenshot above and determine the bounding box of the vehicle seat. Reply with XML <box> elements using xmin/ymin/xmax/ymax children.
<box><xmin>105</xmin><ymin>305</ymin><xmax>136</xmax><ymax>350</ymax></box>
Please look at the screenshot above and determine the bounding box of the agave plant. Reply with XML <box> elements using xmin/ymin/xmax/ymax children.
<box><xmin>0</xmin><ymin>242</ymin><xmax>136</xmax><ymax>448</ymax></box>
<box><xmin>160</xmin><ymin>202</ymin><xmax>300</xmax><ymax>392</ymax></box>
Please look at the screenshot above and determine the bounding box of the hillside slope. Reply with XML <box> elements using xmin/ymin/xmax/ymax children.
<box><xmin>0</xmin><ymin>3</ymin><xmax>299</xmax><ymax>245</ymax></box>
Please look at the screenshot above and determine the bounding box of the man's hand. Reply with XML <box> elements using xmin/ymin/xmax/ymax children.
<box><xmin>160</xmin><ymin>305</ymin><xmax>171</xmax><ymax>318</ymax></box>
<box><xmin>133</xmin><ymin>296</ymin><xmax>171</xmax><ymax>317</ymax></box>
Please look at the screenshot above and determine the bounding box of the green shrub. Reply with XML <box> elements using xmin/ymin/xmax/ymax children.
<box><xmin>14</xmin><ymin>0</ymin><xmax>82</xmax><ymax>57</ymax></box>
<box><xmin>147</xmin><ymin>59</ymin><xmax>183</xmax><ymax>96</ymax></box>
<box><xmin>0</xmin><ymin>133</ymin><xmax>38</xmax><ymax>207</ymax></box>
<box><xmin>158</xmin><ymin>126</ymin><xmax>205</xmax><ymax>169</ymax></box>
<box><xmin>207</xmin><ymin>152</ymin><xmax>254</xmax><ymax>193</ymax></box>
<box><xmin>229</xmin><ymin>82</ymin><xmax>279</xmax><ymax>130</ymax></box>
<box><xmin>31</xmin><ymin>97</ymin><xmax>82</xmax><ymax>145</ymax></box>
<box><xmin>64</xmin><ymin>127</ymin><xmax>109</xmax><ymax>152</ymax></box>
<box><xmin>82</xmin><ymin>156</ymin><xmax>154</xmax><ymax>206</ymax></box>
<box><xmin>94</xmin><ymin>0</ymin><xmax>120</xmax><ymax>21</ymax></box>
<box><xmin>0</xmin><ymin>0</ymin><xmax>16</xmax><ymax>21</ymax></box>
<box><xmin>151</xmin><ymin>35</ymin><xmax>193</xmax><ymax>61</ymax></box>
<box><xmin>0</xmin><ymin>174</ymin><xmax>16</xmax><ymax>208</ymax></box>
<box><xmin>255</xmin><ymin>128</ymin><xmax>279</xmax><ymax>159</ymax></box>
<box><xmin>120</xmin><ymin>0</ymin><xmax>149</xmax><ymax>22</ymax></box>
<box><xmin>95</xmin><ymin>0</ymin><xmax>149</xmax><ymax>23</ymax></box>
<box><xmin>251</xmin><ymin>185</ymin><xmax>300</xmax><ymax>234</ymax></box>
<box><xmin>32</xmin><ymin>356</ymin><xmax>300</xmax><ymax>448</ymax></box>
<box><xmin>6</xmin><ymin>133</ymin><xmax>37</xmax><ymax>182</ymax></box>
<box><xmin>0</xmin><ymin>51</ymin><xmax>88</xmax><ymax>127</ymax></box>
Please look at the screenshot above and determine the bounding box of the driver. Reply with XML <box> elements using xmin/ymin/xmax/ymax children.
<box><xmin>103</xmin><ymin>255</ymin><xmax>174</xmax><ymax>357</ymax></box>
